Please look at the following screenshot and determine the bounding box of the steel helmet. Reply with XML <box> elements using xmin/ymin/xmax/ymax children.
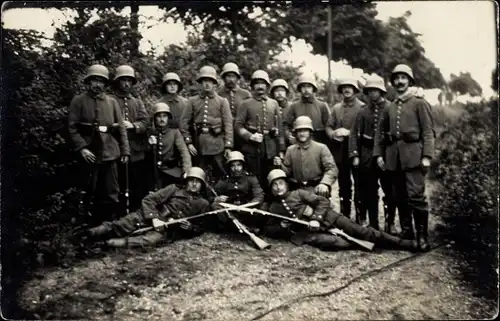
<box><xmin>152</xmin><ymin>102</ymin><xmax>172</xmax><ymax>117</ymax></box>
<box><xmin>337</xmin><ymin>78</ymin><xmax>360</xmax><ymax>93</ymax></box>
<box><xmin>267</xmin><ymin>169</ymin><xmax>287</xmax><ymax>186</ymax></box>
<box><xmin>197</xmin><ymin>66</ymin><xmax>218</xmax><ymax>84</ymax></box>
<box><xmin>226</xmin><ymin>151</ymin><xmax>245</xmax><ymax>164</ymax></box>
<box><xmin>391</xmin><ymin>64</ymin><xmax>414</xmax><ymax>83</ymax></box>
<box><xmin>84</xmin><ymin>64</ymin><xmax>109</xmax><ymax>82</ymax></box>
<box><xmin>296</xmin><ymin>74</ymin><xmax>318</xmax><ymax>92</ymax></box>
<box><xmin>185</xmin><ymin>167</ymin><xmax>207</xmax><ymax>184</ymax></box>
<box><xmin>114</xmin><ymin>65</ymin><xmax>137</xmax><ymax>83</ymax></box>
<box><xmin>162</xmin><ymin>72</ymin><xmax>183</xmax><ymax>92</ymax></box>
<box><xmin>221</xmin><ymin>62</ymin><xmax>241</xmax><ymax>79</ymax></box>
<box><xmin>363</xmin><ymin>75</ymin><xmax>387</xmax><ymax>94</ymax></box>
<box><xmin>270</xmin><ymin>79</ymin><xmax>290</xmax><ymax>94</ymax></box>
<box><xmin>293</xmin><ymin>116</ymin><xmax>314</xmax><ymax>132</ymax></box>
<box><xmin>250</xmin><ymin>70</ymin><xmax>271</xmax><ymax>86</ymax></box>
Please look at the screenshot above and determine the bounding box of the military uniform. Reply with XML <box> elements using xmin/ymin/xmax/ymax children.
<box><xmin>158</xmin><ymin>94</ymin><xmax>189</xmax><ymax>129</ymax></box>
<box><xmin>326</xmin><ymin>95</ymin><xmax>365</xmax><ymax>218</ymax></box>
<box><xmin>260</xmin><ymin>174</ymin><xmax>415</xmax><ymax>252</ymax></box>
<box><xmin>235</xmin><ymin>94</ymin><xmax>285</xmax><ymax>190</ymax></box>
<box><xmin>349</xmin><ymin>97</ymin><xmax>393</xmax><ymax>229</ymax></box>
<box><xmin>218</xmin><ymin>85</ymin><xmax>251</xmax><ymax>151</ymax></box>
<box><xmin>68</xmin><ymin>66</ymin><xmax>130</xmax><ymax>224</ymax></box>
<box><xmin>284</xmin><ymin>97</ymin><xmax>331</xmax><ymax>145</ymax></box>
<box><xmin>212</xmin><ymin>172</ymin><xmax>264</xmax><ymax>208</ymax></box>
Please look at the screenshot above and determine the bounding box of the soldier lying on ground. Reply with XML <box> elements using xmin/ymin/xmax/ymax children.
<box><xmin>76</xmin><ymin>167</ymin><xmax>211</xmax><ymax>248</ymax></box>
<box><xmin>258</xmin><ymin>169</ymin><xmax>419</xmax><ymax>252</ymax></box>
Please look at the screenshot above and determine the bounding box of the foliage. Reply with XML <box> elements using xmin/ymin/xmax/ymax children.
<box><xmin>491</xmin><ymin>67</ymin><xmax>498</xmax><ymax>92</ymax></box>
<box><xmin>448</xmin><ymin>72</ymin><xmax>483</xmax><ymax>96</ymax></box>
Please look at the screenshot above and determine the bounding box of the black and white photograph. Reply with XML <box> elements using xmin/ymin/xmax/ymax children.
<box><xmin>1</xmin><ymin>0</ymin><xmax>498</xmax><ymax>320</ymax></box>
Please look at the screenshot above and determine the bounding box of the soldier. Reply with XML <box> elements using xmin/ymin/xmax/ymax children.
<box><xmin>111</xmin><ymin>65</ymin><xmax>150</xmax><ymax>212</ymax></box>
<box><xmin>68</xmin><ymin>64</ymin><xmax>130</xmax><ymax>224</ymax></box>
<box><xmin>179</xmin><ymin>66</ymin><xmax>233</xmax><ymax>183</ymax></box>
<box><xmin>270</xmin><ymin>79</ymin><xmax>293</xmax><ymax>146</ymax></box>
<box><xmin>326</xmin><ymin>78</ymin><xmax>366</xmax><ymax>219</ymax></box>
<box><xmin>373</xmin><ymin>64</ymin><xmax>434</xmax><ymax>251</ymax></box>
<box><xmin>259</xmin><ymin>169</ymin><xmax>418</xmax><ymax>252</ymax></box>
<box><xmin>158</xmin><ymin>72</ymin><xmax>189</xmax><ymax>129</ymax></box>
<box><xmin>284</xmin><ymin>74</ymin><xmax>331</xmax><ymax>146</ymax></box>
<box><xmin>275</xmin><ymin>116</ymin><xmax>338</xmax><ymax>197</ymax></box>
<box><xmin>234</xmin><ymin>69</ymin><xmax>285</xmax><ymax>195</ymax></box>
<box><xmin>80</xmin><ymin>167</ymin><xmax>210</xmax><ymax>248</ymax></box>
<box><xmin>148</xmin><ymin>102</ymin><xmax>192</xmax><ymax>190</ymax></box>
<box><xmin>349</xmin><ymin>76</ymin><xmax>396</xmax><ymax>232</ymax></box>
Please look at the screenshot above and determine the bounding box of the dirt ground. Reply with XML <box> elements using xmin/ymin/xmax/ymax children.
<box><xmin>18</xmin><ymin>180</ymin><xmax>498</xmax><ymax>320</ymax></box>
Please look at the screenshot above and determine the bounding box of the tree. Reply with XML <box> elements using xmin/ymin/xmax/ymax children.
<box><xmin>449</xmin><ymin>72</ymin><xmax>483</xmax><ymax>96</ymax></box>
<box><xmin>492</xmin><ymin>67</ymin><xmax>498</xmax><ymax>92</ymax></box>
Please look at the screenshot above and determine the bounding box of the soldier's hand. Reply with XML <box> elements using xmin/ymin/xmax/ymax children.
<box><xmin>214</xmin><ymin>195</ymin><xmax>229</xmax><ymax>203</ymax></box>
<box><xmin>148</xmin><ymin>135</ymin><xmax>157</xmax><ymax>145</ymax></box>
<box><xmin>80</xmin><ymin>148</ymin><xmax>96</xmax><ymax>163</ymax></box>
<box><xmin>376</xmin><ymin>156</ymin><xmax>385</xmax><ymax>170</ymax></box>
<box><xmin>180</xmin><ymin>220</ymin><xmax>193</xmax><ymax>231</ymax></box>
<box><xmin>152</xmin><ymin>218</ymin><xmax>165</xmax><ymax>231</ymax></box>
<box><xmin>308</xmin><ymin>220</ymin><xmax>321</xmax><ymax>231</ymax></box>
<box><xmin>280</xmin><ymin>220</ymin><xmax>291</xmax><ymax>229</ymax></box>
<box><xmin>273</xmin><ymin>156</ymin><xmax>282</xmax><ymax>166</ymax></box>
<box><xmin>120</xmin><ymin>155</ymin><xmax>129</xmax><ymax>164</ymax></box>
<box><xmin>187</xmin><ymin>144</ymin><xmax>198</xmax><ymax>156</ymax></box>
<box><xmin>250</xmin><ymin>133</ymin><xmax>264</xmax><ymax>143</ymax></box>
<box><xmin>123</xmin><ymin>120</ymin><xmax>134</xmax><ymax>129</ymax></box>
<box><xmin>288</xmin><ymin>135</ymin><xmax>297</xmax><ymax>145</ymax></box>
<box><xmin>421</xmin><ymin>157</ymin><xmax>431</xmax><ymax>168</ymax></box>
<box><xmin>315</xmin><ymin>183</ymin><xmax>330</xmax><ymax>197</ymax></box>
<box><xmin>338</xmin><ymin>128</ymin><xmax>350</xmax><ymax>137</ymax></box>
<box><xmin>278</xmin><ymin>152</ymin><xmax>284</xmax><ymax>159</ymax></box>
<box><xmin>352</xmin><ymin>157</ymin><xmax>360</xmax><ymax>167</ymax></box>
<box><xmin>224</xmin><ymin>148</ymin><xmax>232</xmax><ymax>159</ymax></box>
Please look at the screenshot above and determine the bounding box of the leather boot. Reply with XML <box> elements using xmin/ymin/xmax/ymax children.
<box><xmin>415</xmin><ymin>210</ymin><xmax>430</xmax><ymax>252</ymax></box>
<box><xmin>375</xmin><ymin>229</ymin><xmax>418</xmax><ymax>252</ymax></box>
<box><xmin>341</xmin><ymin>198</ymin><xmax>353</xmax><ymax>220</ymax></box>
<box><xmin>367</xmin><ymin>199</ymin><xmax>380</xmax><ymax>230</ymax></box>
<box><xmin>356</xmin><ymin>201</ymin><xmax>368</xmax><ymax>227</ymax></box>
<box><xmin>106</xmin><ymin>238</ymin><xmax>128</xmax><ymax>248</ymax></box>
<box><xmin>384</xmin><ymin>203</ymin><xmax>398</xmax><ymax>235</ymax></box>
<box><xmin>87</xmin><ymin>224</ymin><xmax>112</xmax><ymax>239</ymax></box>
<box><xmin>398</xmin><ymin>206</ymin><xmax>415</xmax><ymax>240</ymax></box>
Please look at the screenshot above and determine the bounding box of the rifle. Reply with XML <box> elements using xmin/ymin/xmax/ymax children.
<box><xmin>124</xmin><ymin>161</ymin><xmax>130</xmax><ymax>215</ymax></box>
<box><xmin>151</xmin><ymin>138</ymin><xmax>161</xmax><ymax>192</ymax></box>
<box><xmin>232</xmin><ymin>207</ymin><xmax>375</xmax><ymax>251</ymax></box>
<box><xmin>130</xmin><ymin>206</ymin><xmax>249</xmax><ymax>236</ymax></box>
<box><xmin>208</xmin><ymin>185</ymin><xmax>270</xmax><ymax>250</ymax></box>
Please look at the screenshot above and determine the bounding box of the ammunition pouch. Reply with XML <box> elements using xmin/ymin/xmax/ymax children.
<box><xmin>158</xmin><ymin>158</ymin><xmax>178</xmax><ymax>168</ymax></box>
<box><xmin>289</xmin><ymin>178</ymin><xmax>322</xmax><ymax>190</ymax></box>
<box><xmin>386</xmin><ymin>132</ymin><xmax>421</xmax><ymax>145</ymax></box>
<box><xmin>210</xmin><ymin>124</ymin><xmax>222</xmax><ymax>136</ymax></box>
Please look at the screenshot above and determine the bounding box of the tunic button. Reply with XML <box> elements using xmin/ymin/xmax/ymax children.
<box><xmin>159</xmin><ymin>142</ymin><xmax>163</xmax><ymax>146</ymax></box>
<box><xmin>235</xmin><ymin>185</ymin><xmax>238</xmax><ymax>189</ymax></box>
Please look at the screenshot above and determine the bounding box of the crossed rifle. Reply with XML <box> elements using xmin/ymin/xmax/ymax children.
<box><xmin>130</xmin><ymin>201</ymin><xmax>374</xmax><ymax>251</ymax></box>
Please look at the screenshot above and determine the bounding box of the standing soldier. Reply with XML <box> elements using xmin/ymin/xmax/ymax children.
<box><xmin>275</xmin><ymin>116</ymin><xmax>337</xmax><ymax>197</ymax></box>
<box><xmin>179</xmin><ymin>65</ymin><xmax>233</xmax><ymax>183</ymax></box>
<box><xmin>373</xmin><ymin>64</ymin><xmax>434</xmax><ymax>251</ymax></box>
<box><xmin>148</xmin><ymin>102</ymin><xmax>192</xmax><ymax>190</ymax></box>
<box><xmin>326</xmin><ymin>78</ymin><xmax>365</xmax><ymax>219</ymax></box>
<box><xmin>218</xmin><ymin>62</ymin><xmax>252</xmax><ymax>151</ymax></box>
<box><xmin>235</xmin><ymin>70</ymin><xmax>285</xmax><ymax>195</ymax></box>
<box><xmin>349</xmin><ymin>76</ymin><xmax>395</xmax><ymax>232</ymax></box>
<box><xmin>158</xmin><ymin>72</ymin><xmax>189</xmax><ymax>129</ymax></box>
<box><xmin>111</xmin><ymin>65</ymin><xmax>150</xmax><ymax>213</ymax></box>
<box><xmin>284</xmin><ymin>74</ymin><xmax>331</xmax><ymax>146</ymax></box>
<box><xmin>270</xmin><ymin>79</ymin><xmax>293</xmax><ymax>146</ymax></box>
<box><xmin>68</xmin><ymin>64</ymin><xmax>130</xmax><ymax>224</ymax></box>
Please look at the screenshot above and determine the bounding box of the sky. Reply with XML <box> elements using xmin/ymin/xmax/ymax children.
<box><xmin>2</xmin><ymin>1</ymin><xmax>497</xmax><ymax>98</ymax></box>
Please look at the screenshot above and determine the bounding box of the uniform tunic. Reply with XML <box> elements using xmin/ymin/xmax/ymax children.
<box><xmin>212</xmin><ymin>173</ymin><xmax>264</xmax><ymax>207</ymax></box>
<box><xmin>218</xmin><ymin>85</ymin><xmax>252</xmax><ymax>118</ymax></box>
<box><xmin>282</xmin><ymin>140</ymin><xmax>338</xmax><ymax>188</ymax></box>
<box><xmin>158</xmin><ymin>94</ymin><xmax>189</xmax><ymax>129</ymax></box>
<box><xmin>179</xmin><ymin>91</ymin><xmax>233</xmax><ymax>156</ymax></box>
<box><xmin>152</xmin><ymin>127</ymin><xmax>192</xmax><ymax>176</ymax></box>
<box><xmin>284</xmin><ymin>97</ymin><xmax>330</xmax><ymax>145</ymax></box>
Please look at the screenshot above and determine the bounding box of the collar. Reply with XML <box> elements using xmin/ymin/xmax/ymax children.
<box><xmin>396</xmin><ymin>89</ymin><xmax>414</xmax><ymax>104</ymax></box>
<box><xmin>297</xmin><ymin>139</ymin><xmax>312</xmax><ymax>150</ymax></box>
<box><xmin>156</xmin><ymin>126</ymin><xmax>170</xmax><ymax>134</ymax></box>
<box><xmin>252</xmin><ymin>93</ymin><xmax>268</xmax><ymax>101</ymax></box>
<box><xmin>301</xmin><ymin>95</ymin><xmax>315</xmax><ymax>103</ymax></box>
<box><xmin>224</xmin><ymin>85</ymin><xmax>240</xmax><ymax>93</ymax></box>
<box><xmin>114</xmin><ymin>90</ymin><xmax>132</xmax><ymax>98</ymax></box>
<box><xmin>371</xmin><ymin>97</ymin><xmax>385</xmax><ymax>110</ymax></box>
<box><xmin>277</xmin><ymin>190</ymin><xmax>291</xmax><ymax>200</ymax></box>
<box><xmin>278</xmin><ymin>100</ymin><xmax>288</xmax><ymax>108</ymax></box>
<box><xmin>200</xmin><ymin>91</ymin><xmax>215</xmax><ymax>99</ymax></box>
<box><xmin>163</xmin><ymin>94</ymin><xmax>179</xmax><ymax>102</ymax></box>
<box><xmin>86</xmin><ymin>91</ymin><xmax>106</xmax><ymax>100</ymax></box>
<box><xmin>343</xmin><ymin>96</ymin><xmax>356</xmax><ymax>107</ymax></box>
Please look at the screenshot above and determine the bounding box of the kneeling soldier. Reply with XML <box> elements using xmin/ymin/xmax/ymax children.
<box><xmin>82</xmin><ymin>167</ymin><xmax>210</xmax><ymax>248</ymax></box>
<box><xmin>260</xmin><ymin>169</ymin><xmax>417</xmax><ymax>252</ymax></box>
<box><xmin>148</xmin><ymin>102</ymin><xmax>192</xmax><ymax>190</ymax></box>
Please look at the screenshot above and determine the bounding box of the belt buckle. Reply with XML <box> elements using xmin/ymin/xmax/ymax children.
<box><xmin>302</xmin><ymin>181</ymin><xmax>308</xmax><ymax>186</ymax></box>
<box><xmin>98</xmin><ymin>126</ymin><xmax>108</xmax><ymax>133</ymax></box>
<box><xmin>201</xmin><ymin>127</ymin><xmax>209</xmax><ymax>134</ymax></box>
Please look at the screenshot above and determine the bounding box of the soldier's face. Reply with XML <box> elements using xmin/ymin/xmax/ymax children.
<box><xmin>186</xmin><ymin>178</ymin><xmax>203</xmax><ymax>193</ymax></box>
<box><xmin>253</xmin><ymin>80</ymin><xmax>268</xmax><ymax>95</ymax></box>
<box><xmin>201</xmin><ymin>79</ymin><xmax>216</xmax><ymax>92</ymax></box>
<box><xmin>118</xmin><ymin>77</ymin><xmax>133</xmax><ymax>92</ymax></box>
<box><xmin>273</xmin><ymin>88</ymin><xmax>287</xmax><ymax>101</ymax></box>
<box><xmin>341</xmin><ymin>85</ymin><xmax>355</xmax><ymax>98</ymax></box>
<box><xmin>393</xmin><ymin>74</ymin><xmax>410</xmax><ymax>93</ymax></box>
<box><xmin>296</xmin><ymin>129</ymin><xmax>311</xmax><ymax>142</ymax></box>
<box><xmin>224</xmin><ymin>73</ymin><xmax>238</xmax><ymax>88</ymax></box>
<box><xmin>88</xmin><ymin>77</ymin><xmax>106</xmax><ymax>94</ymax></box>
<box><xmin>367</xmin><ymin>89</ymin><xmax>382</xmax><ymax>101</ymax></box>
<box><xmin>155</xmin><ymin>113</ymin><xmax>169</xmax><ymax>128</ymax></box>
<box><xmin>300</xmin><ymin>84</ymin><xmax>315</xmax><ymax>97</ymax></box>
<box><xmin>229</xmin><ymin>161</ymin><xmax>244</xmax><ymax>176</ymax></box>
<box><xmin>165</xmin><ymin>81</ymin><xmax>179</xmax><ymax>94</ymax></box>
<box><xmin>271</xmin><ymin>178</ymin><xmax>288</xmax><ymax>197</ymax></box>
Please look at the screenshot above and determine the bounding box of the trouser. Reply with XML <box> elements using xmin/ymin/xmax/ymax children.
<box><xmin>199</xmin><ymin>153</ymin><xmax>227</xmax><ymax>185</ymax></box>
<box><xmin>380</xmin><ymin>167</ymin><xmax>397</xmax><ymax>233</ymax></box>
<box><xmin>356</xmin><ymin>165</ymin><xmax>380</xmax><ymax>229</ymax></box>
<box><xmin>331</xmin><ymin>141</ymin><xmax>355</xmax><ymax>218</ymax></box>
<box><xmin>80</xmin><ymin>160</ymin><xmax>120</xmax><ymax>225</ymax></box>
<box><xmin>391</xmin><ymin>159</ymin><xmax>429</xmax><ymax>240</ymax></box>
<box><xmin>118</xmin><ymin>159</ymin><xmax>148</xmax><ymax>214</ymax></box>
<box><xmin>244</xmin><ymin>153</ymin><xmax>277</xmax><ymax>201</ymax></box>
